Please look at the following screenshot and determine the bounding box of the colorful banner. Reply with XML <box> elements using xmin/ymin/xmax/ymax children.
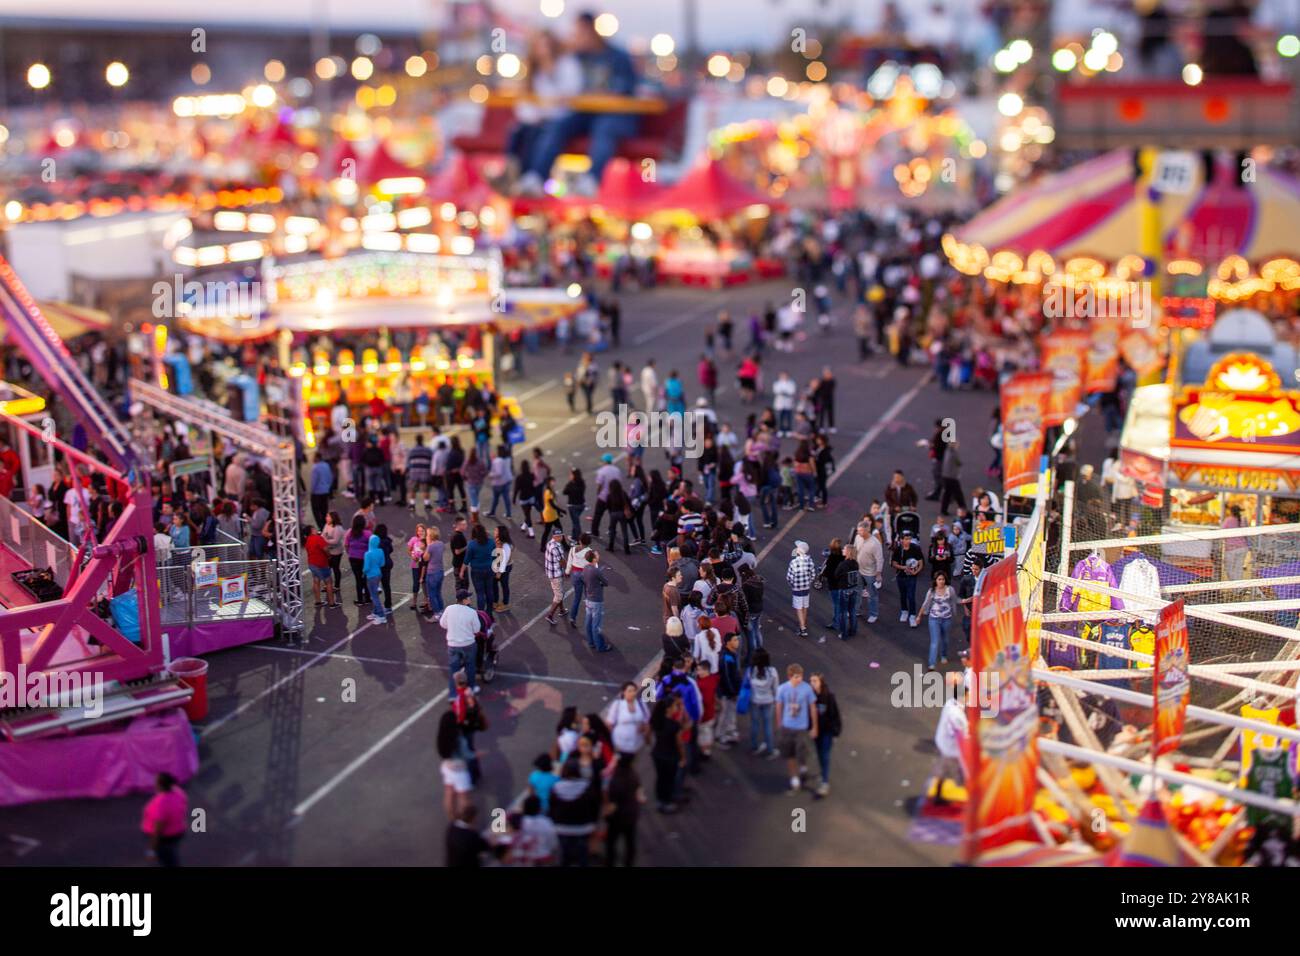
<box><xmin>1085</xmin><ymin>314</ymin><xmax>1121</xmax><ymax>394</ymax></box>
<box><xmin>194</xmin><ymin>561</ymin><xmax>219</xmax><ymax>588</ymax></box>
<box><xmin>1040</xmin><ymin>330</ymin><xmax>1089</xmax><ymax>427</ymax></box>
<box><xmin>964</xmin><ymin>554</ymin><xmax>1039</xmax><ymax>861</ymax></box>
<box><xmin>1120</xmin><ymin>326</ymin><xmax>1162</xmax><ymax>378</ymax></box>
<box><xmin>1000</xmin><ymin>372</ymin><xmax>1050</xmax><ymax>495</ymax></box>
<box><xmin>219</xmin><ymin>574</ymin><xmax>247</xmax><ymax>606</ymax></box>
<box><xmin>1152</xmin><ymin>599</ymin><xmax>1189</xmax><ymax>757</ymax></box>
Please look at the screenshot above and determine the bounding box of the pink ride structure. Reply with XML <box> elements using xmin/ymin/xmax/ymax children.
<box><xmin>0</xmin><ymin>254</ymin><xmax>197</xmax><ymax>805</ymax></box>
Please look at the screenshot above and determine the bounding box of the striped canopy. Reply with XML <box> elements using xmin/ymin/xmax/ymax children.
<box><xmin>950</xmin><ymin>150</ymin><xmax>1300</xmax><ymax>269</ymax></box>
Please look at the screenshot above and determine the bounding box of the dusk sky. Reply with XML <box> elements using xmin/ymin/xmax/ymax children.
<box><xmin>0</xmin><ymin>0</ymin><xmax>890</xmax><ymax>47</ymax></box>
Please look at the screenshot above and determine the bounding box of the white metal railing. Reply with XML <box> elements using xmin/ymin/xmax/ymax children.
<box><xmin>0</xmin><ymin>496</ymin><xmax>76</xmax><ymax>588</ymax></box>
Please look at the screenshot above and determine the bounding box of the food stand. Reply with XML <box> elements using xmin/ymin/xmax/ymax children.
<box><xmin>1120</xmin><ymin>310</ymin><xmax>1300</xmax><ymax>562</ymax></box>
<box><xmin>178</xmin><ymin>249</ymin><xmax>582</xmax><ymax>443</ymax></box>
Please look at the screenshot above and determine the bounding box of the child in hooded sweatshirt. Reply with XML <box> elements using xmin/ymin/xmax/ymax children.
<box><xmin>363</xmin><ymin>535</ymin><xmax>388</xmax><ymax>624</ymax></box>
<box><xmin>694</xmin><ymin>659</ymin><xmax>719</xmax><ymax>757</ymax></box>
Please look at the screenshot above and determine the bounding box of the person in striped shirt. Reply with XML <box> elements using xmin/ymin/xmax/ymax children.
<box><xmin>543</xmin><ymin>528</ymin><xmax>568</xmax><ymax>625</ymax></box>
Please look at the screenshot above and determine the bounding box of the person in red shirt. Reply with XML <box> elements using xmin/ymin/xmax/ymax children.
<box><xmin>140</xmin><ymin>772</ymin><xmax>188</xmax><ymax>867</ymax></box>
<box><xmin>304</xmin><ymin>526</ymin><xmax>337</xmax><ymax>607</ymax></box>
<box><xmin>694</xmin><ymin>659</ymin><xmax>719</xmax><ymax>758</ymax></box>
<box><xmin>0</xmin><ymin>438</ymin><xmax>19</xmax><ymax>499</ymax></box>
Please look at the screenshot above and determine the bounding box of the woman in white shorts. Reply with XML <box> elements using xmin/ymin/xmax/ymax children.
<box><xmin>437</xmin><ymin>711</ymin><xmax>474</xmax><ymax>818</ymax></box>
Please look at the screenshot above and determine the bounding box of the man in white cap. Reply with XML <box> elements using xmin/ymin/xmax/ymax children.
<box><xmin>786</xmin><ymin>540</ymin><xmax>816</xmax><ymax>638</ymax></box>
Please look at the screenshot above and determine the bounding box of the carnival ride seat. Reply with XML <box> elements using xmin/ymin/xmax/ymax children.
<box><xmin>1056</xmin><ymin>79</ymin><xmax>1295</xmax><ymax>150</ymax></box>
<box><xmin>453</xmin><ymin>98</ymin><xmax>689</xmax><ymax>164</ymax></box>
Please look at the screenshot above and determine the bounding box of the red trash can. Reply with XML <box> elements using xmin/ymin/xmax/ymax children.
<box><xmin>168</xmin><ymin>658</ymin><xmax>210</xmax><ymax>722</ymax></box>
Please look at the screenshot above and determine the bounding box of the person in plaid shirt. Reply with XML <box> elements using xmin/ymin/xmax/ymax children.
<box><xmin>543</xmin><ymin>528</ymin><xmax>568</xmax><ymax>625</ymax></box>
<box><xmin>786</xmin><ymin>540</ymin><xmax>816</xmax><ymax>639</ymax></box>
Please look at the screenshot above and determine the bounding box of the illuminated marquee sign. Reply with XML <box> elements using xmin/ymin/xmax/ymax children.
<box><xmin>1173</xmin><ymin>353</ymin><xmax>1300</xmax><ymax>454</ymax></box>
<box><xmin>1169</xmin><ymin>463</ymin><xmax>1300</xmax><ymax>494</ymax></box>
<box><xmin>1160</xmin><ymin>296</ymin><xmax>1216</xmax><ymax>329</ymax></box>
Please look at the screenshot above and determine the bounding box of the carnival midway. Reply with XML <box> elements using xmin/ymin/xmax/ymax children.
<box><xmin>0</xmin><ymin>0</ymin><xmax>1298</xmax><ymax>906</ymax></box>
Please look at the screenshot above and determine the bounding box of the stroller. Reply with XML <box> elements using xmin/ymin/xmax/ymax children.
<box><xmin>475</xmin><ymin>609</ymin><xmax>499</xmax><ymax>683</ymax></box>
<box><xmin>813</xmin><ymin>548</ymin><xmax>832</xmax><ymax>591</ymax></box>
<box><xmin>893</xmin><ymin>509</ymin><xmax>921</xmax><ymax>543</ymax></box>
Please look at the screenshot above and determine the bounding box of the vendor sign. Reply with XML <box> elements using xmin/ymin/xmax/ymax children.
<box><xmin>972</xmin><ymin>523</ymin><xmax>1017</xmax><ymax>556</ymax></box>
<box><xmin>1168</xmin><ymin>463</ymin><xmax>1300</xmax><ymax>494</ymax></box>
<box><xmin>1152</xmin><ymin>600</ymin><xmax>1189</xmax><ymax>757</ymax></box>
<box><xmin>1119</xmin><ymin>325</ymin><xmax>1163</xmax><ymax>378</ymax></box>
<box><xmin>219</xmin><ymin>574</ymin><xmax>247</xmax><ymax>606</ymax></box>
<box><xmin>1173</xmin><ymin>353</ymin><xmax>1300</xmax><ymax>455</ymax></box>
<box><xmin>194</xmin><ymin>561</ymin><xmax>218</xmax><ymax>588</ymax></box>
<box><xmin>1000</xmin><ymin>372</ymin><xmax>1051</xmax><ymax>495</ymax></box>
<box><xmin>1085</xmin><ymin>314</ymin><xmax>1121</xmax><ymax>394</ymax></box>
<box><xmin>1040</xmin><ymin>330</ymin><xmax>1088</xmax><ymax>427</ymax></box>
<box><xmin>964</xmin><ymin>554</ymin><xmax>1039</xmax><ymax>860</ymax></box>
<box><xmin>1160</xmin><ymin>296</ymin><xmax>1216</xmax><ymax>329</ymax></box>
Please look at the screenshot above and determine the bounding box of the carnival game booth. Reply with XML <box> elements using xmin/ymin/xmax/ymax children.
<box><xmin>178</xmin><ymin>250</ymin><xmax>582</xmax><ymax>443</ymax></box>
<box><xmin>647</xmin><ymin>157</ymin><xmax>781</xmax><ymax>288</ymax></box>
<box><xmin>1120</xmin><ymin>312</ymin><xmax>1300</xmax><ymax>562</ymax></box>
<box><xmin>947</xmin><ymin>479</ymin><xmax>1300</xmax><ymax>866</ymax></box>
<box><xmin>0</xmin><ymin>257</ymin><xmax>198</xmax><ymax>807</ymax></box>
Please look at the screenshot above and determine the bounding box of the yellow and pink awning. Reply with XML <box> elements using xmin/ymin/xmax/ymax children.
<box><xmin>945</xmin><ymin>150</ymin><xmax>1300</xmax><ymax>292</ymax></box>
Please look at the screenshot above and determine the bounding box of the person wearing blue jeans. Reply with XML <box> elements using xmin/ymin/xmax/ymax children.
<box><xmin>585</xmin><ymin>599</ymin><xmax>611</xmax><ymax>652</ymax></box>
<box><xmin>363</xmin><ymin>536</ymin><xmax>388</xmax><ymax>624</ymax></box>
<box><xmin>795</xmin><ymin>469</ymin><xmax>818</xmax><ymax>511</ymax></box>
<box><xmin>517</xmin><ymin>14</ymin><xmax>639</xmax><ymax>193</ymax></box>
<box><xmin>470</xmin><ymin>567</ymin><xmax>493</xmax><ymax>611</ymax></box>
<box><xmin>759</xmin><ymin>484</ymin><xmax>780</xmax><ymax>528</ymax></box>
<box><xmin>828</xmin><ymin>586</ymin><xmax>843</xmax><ymax>635</ymax></box>
<box><xmin>744</xmin><ymin>615</ymin><xmax>763</xmax><ymax>659</ymax></box>
<box><xmin>581</xmin><ymin>554</ymin><xmax>613</xmax><ymax>652</ymax></box>
<box><xmin>424</xmin><ymin>565</ymin><xmax>445</xmax><ymax>614</ymax></box>
<box><xmin>567</xmin><ymin>537</ymin><xmax>591</xmax><ymax>626</ymax></box>
<box><xmin>488</xmin><ymin>481</ymin><xmax>512</xmax><ymax>518</ymax></box>
<box><xmin>441</xmin><ymin>590</ymin><xmax>480</xmax><ymax>695</ymax></box>
<box><xmin>863</xmin><ymin>577</ymin><xmax>880</xmax><ymax>622</ymax></box>
<box><xmin>464</xmin><ymin>525</ymin><xmax>496</xmax><ymax>612</ymax></box>
<box><xmin>891</xmin><ymin>530</ymin><xmax>924</xmax><ymax>625</ymax></box>
<box><xmin>834</xmin><ymin>547</ymin><xmax>861</xmax><ymax>640</ymax></box>
<box><xmin>810</xmin><ymin>674</ymin><xmax>839</xmax><ymax>797</ymax></box>
<box><xmin>920</xmin><ymin>572</ymin><xmax>956</xmax><ymax>668</ymax></box>
<box><xmin>746</xmin><ymin>650</ymin><xmax>778</xmax><ymax>755</ymax></box>
<box><xmin>839</xmin><ymin>586</ymin><xmax>860</xmax><ymax>640</ymax></box>
<box><xmin>447</xmin><ymin>645</ymin><xmax>475</xmax><ymax>696</ymax></box>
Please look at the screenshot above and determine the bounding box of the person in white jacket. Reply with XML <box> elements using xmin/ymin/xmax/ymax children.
<box><xmin>772</xmin><ymin>372</ymin><xmax>798</xmax><ymax>436</ymax></box>
<box><xmin>640</xmin><ymin>360</ymin><xmax>659</xmax><ymax>412</ymax></box>
<box><xmin>932</xmin><ymin>671</ymin><xmax>969</xmax><ymax>806</ymax></box>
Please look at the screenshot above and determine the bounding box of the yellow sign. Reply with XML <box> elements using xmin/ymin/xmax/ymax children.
<box><xmin>1171</xmin><ymin>464</ymin><xmax>1300</xmax><ymax>493</ymax></box>
<box><xmin>974</xmin><ymin>525</ymin><xmax>1005</xmax><ymax>554</ymax></box>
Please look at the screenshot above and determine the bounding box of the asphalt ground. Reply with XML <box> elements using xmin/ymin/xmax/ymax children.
<box><xmin>3</xmin><ymin>281</ymin><xmax>1001</xmax><ymax>866</ymax></box>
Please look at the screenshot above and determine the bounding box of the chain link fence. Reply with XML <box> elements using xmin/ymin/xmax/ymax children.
<box><xmin>159</xmin><ymin>557</ymin><xmax>277</xmax><ymax>626</ymax></box>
